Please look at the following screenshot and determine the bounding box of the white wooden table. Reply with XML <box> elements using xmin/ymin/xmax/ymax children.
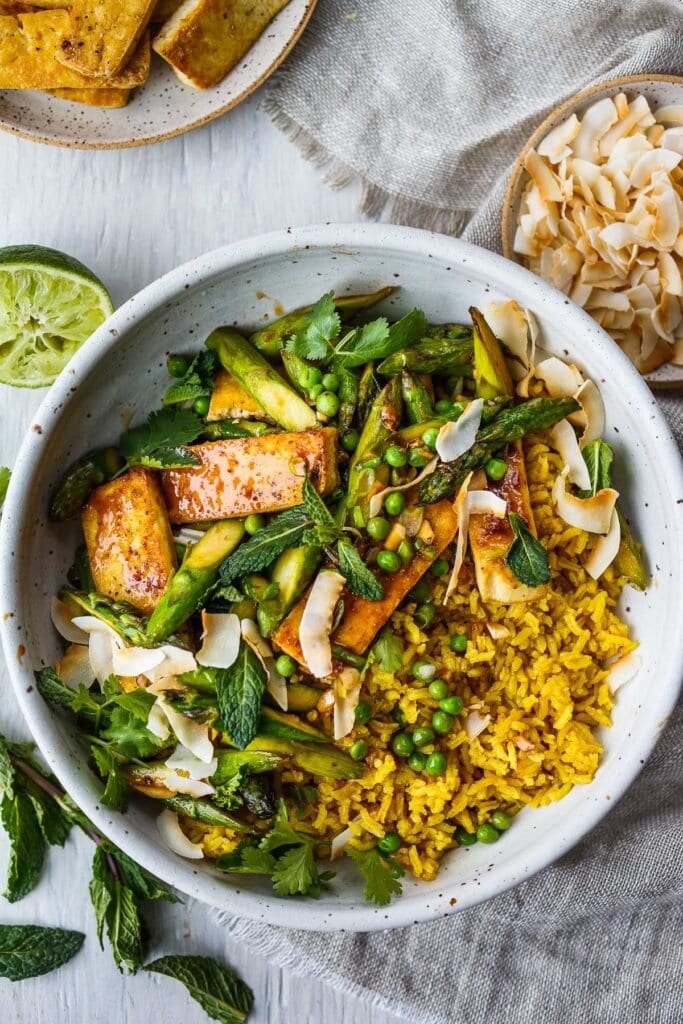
<box><xmin>0</xmin><ymin>97</ymin><xmax>408</xmax><ymax>1024</ymax></box>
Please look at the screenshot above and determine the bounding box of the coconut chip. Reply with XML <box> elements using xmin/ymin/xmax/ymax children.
<box><xmin>552</xmin><ymin>467</ymin><xmax>618</xmax><ymax>533</ymax></box>
<box><xmin>368</xmin><ymin>459</ymin><xmax>438</xmax><ymax>519</ymax></box>
<box><xmin>465</xmin><ymin>710</ymin><xmax>491</xmax><ymax>740</ymax></box>
<box><xmin>157</xmin><ymin>809</ymin><xmax>204</xmax><ymax>860</ymax></box>
<box><xmin>435</xmin><ymin>400</ymin><xmax>484</xmax><ymax>463</ymax></box>
<box><xmin>606</xmin><ymin>651</ymin><xmax>641</xmax><ymax>692</ymax></box>
<box><xmin>299</xmin><ymin>570</ymin><xmax>346</xmax><ymax>679</ymax></box>
<box><xmin>444</xmin><ymin>479</ymin><xmax>506</xmax><ymax>604</ymax></box>
<box><xmin>55</xmin><ymin>643</ymin><xmax>96</xmax><ymax>690</ymax></box>
<box><xmin>332</xmin><ymin>667</ymin><xmax>362</xmax><ymax>740</ymax></box>
<box><xmin>196</xmin><ymin>611</ymin><xmax>241</xmax><ymax>669</ymax></box>
<box><xmin>585</xmin><ymin>508</ymin><xmax>621</xmax><ymax>579</ymax></box>
<box><xmin>241</xmin><ymin>618</ymin><xmax>287</xmax><ymax>711</ymax></box>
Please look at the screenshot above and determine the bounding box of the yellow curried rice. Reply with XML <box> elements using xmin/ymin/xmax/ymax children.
<box><xmin>186</xmin><ymin>437</ymin><xmax>638</xmax><ymax>880</ymax></box>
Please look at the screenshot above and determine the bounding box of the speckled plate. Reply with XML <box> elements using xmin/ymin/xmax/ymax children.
<box><xmin>501</xmin><ymin>74</ymin><xmax>683</xmax><ymax>390</ymax></box>
<box><xmin>0</xmin><ymin>0</ymin><xmax>317</xmax><ymax>149</ymax></box>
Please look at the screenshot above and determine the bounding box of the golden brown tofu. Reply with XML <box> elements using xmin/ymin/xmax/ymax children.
<box><xmin>207</xmin><ymin>369</ymin><xmax>269</xmax><ymax>422</ymax></box>
<box><xmin>152</xmin><ymin>0</ymin><xmax>290</xmax><ymax>89</ymax></box>
<box><xmin>82</xmin><ymin>467</ymin><xmax>177</xmax><ymax>615</ymax></box>
<box><xmin>0</xmin><ymin>13</ymin><xmax>150</xmax><ymax>89</ymax></box>
<box><xmin>151</xmin><ymin>0</ymin><xmax>183</xmax><ymax>21</ymax></box>
<box><xmin>57</xmin><ymin>0</ymin><xmax>156</xmax><ymax>78</ymax></box>
<box><xmin>45</xmin><ymin>86</ymin><xmax>131</xmax><ymax>107</ymax></box>
<box><xmin>274</xmin><ymin>500</ymin><xmax>458</xmax><ymax>664</ymax></box>
<box><xmin>468</xmin><ymin>441</ymin><xmax>544</xmax><ymax>603</ymax></box>
<box><xmin>161</xmin><ymin>428</ymin><xmax>339</xmax><ymax>523</ymax></box>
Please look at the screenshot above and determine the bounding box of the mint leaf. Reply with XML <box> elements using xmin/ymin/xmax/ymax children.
<box><xmin>91</xmin><ymin>746</ymin><xmax>130</xmax><ymax>812</ymax></box>
<box><xmin>104</xmin><ymin>844</ymin><xmax>180</xmax><ymax>904</ymax></box>
<box><xmin>163</xmin><ymin>350</ymin><xmax>218</xmax><ymax>406</ymax></box>
<box><xmin>100</xmin><ymin>706</ymin><xmax>167</xmax><ymax>759</ymax></box>
<box><xmin>581</xmin><ymin>439</ymin><xmax>614</xmax><ymax>496</ymax></box>
<box><xmin>302</xmin><ymin>474</ymin><xmax>338</xmax><ymax>530</ymax></box>
<box><xmin>121</xmin><ymin>408</ymin><xmax>203</xmax><ymax>468</ymax></box>
<box><xmin>23</xmin><ymin>778</ymin><xmax>72</xmax><ymax>847</ymax></box>
<box><xmin>145</xmin><ymin>954</ymin><xmax>253</xmax><ymax>1024</ymax></box>
<box><xmin>1</xmin><ymin>791</ymin><xmax>46</xmax><ymax>902</ymax></box>
<box><xmin>371</xmin><ymin>629</ymin><xmax>404</xmax><ymax>672</ymax></box>
<box><xmin>506</xmin><ymin>512</ymin><xmax>551</xmax><ymax>587</ymax></box>
<box><xmin>0</xmin><ymin>466</ymin><xmax>10</xmax><ymax>511</ymax></box>
<box><xmin>286</xmin><ymin>291</ymin><xmax>341</xmax><ymax>362</ymax></box>
<box><xmin>0</xmin><ymin>736</ymin><xmax>16</xmax><ymax>800</ymax></box>
<box><xmin>0</xmin><ymin>924</ymin><xmax>84</xmax><ymax>981</ymax></box>
<box><xmin>216</xmin><ymin>641</ymin><xmax>267</xmax><ymax>750</ymax></box>
<box><xmin>109</xmin><ymin>686</ymin><xmax>156</xmax><ymax>722</ymax></box>
<box><xmin>89</xmin><ymin>846</ymin><xmax>145</xmax><ymax>973</ymax></box>
<box><xmin>347</xmin><ymin>846</ymin><xmax>404</xmax><ymax>906</ymax></box>
<box><xmin>219</xmin><ymin>506</ymin><xmax>311</xmax><ymax>584</ymax></box>
<box><xmin>337</xmin><ymin>538</ymin><xmax>384</xmax><ymax>601</ymax></box>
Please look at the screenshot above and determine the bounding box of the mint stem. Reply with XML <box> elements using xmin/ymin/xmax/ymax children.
<box><xmin>13</xmin><ymin>756</ymin><xmax>104</xmax><ymax>847</ymax></box>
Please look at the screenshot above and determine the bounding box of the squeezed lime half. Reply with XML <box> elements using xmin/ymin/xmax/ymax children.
<box><xmin>0</xmin><ymin>244</ymin><xmax>114</xmax><ymax>388</ymax></box>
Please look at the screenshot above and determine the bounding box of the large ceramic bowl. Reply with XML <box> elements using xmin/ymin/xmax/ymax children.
<box><xmin>1</xmin><ymin>224</ymin><xmax>682</xmax><ymax>932</ymax></box>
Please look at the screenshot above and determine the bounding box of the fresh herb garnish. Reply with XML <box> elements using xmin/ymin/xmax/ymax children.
<box><xmin>346</xmin><ymin>846</ymin><xmax>404</xmax><ymax>906</ymax></box>
<box><xmin>581</xmin><ymin>438</ymin><xmax>614</xmax><ymax>496</ymax></box>
<box><xmin>216</xmin><ymin>640</ymin><xmax>267</xmax><ymax>750</ymax></box>
<box><xmin>371</xmin><ymin>629</ymin><xmax>404</xmax><ymax>672</ymax></box>
<box><xmin>505</xmin><ymin>512</ymin><xmax>551</xmax><ymax>587</ymax></box>
<box><xmin>219</xmin><ymin>506</ymin><xmax>311</xmax><ymax>584</ymax></box>
<box><xmin>120</xmin><ymin>407</ymin><xmax>203</xmax><ymax>469</ymax></box>
<box><xmin>163</xmin><ymin>350</ymin><xmax>218</xmax><ymax>406</ymax></box>
<box><xmin>337</xmin><ymin>538</ymin><xmax>384</xmax><ymax>600</ymax></box>
<box><xmin>0</xmin><ymin>924</ymin><xmax>84</xmax><ymax>981</ymax></box>
<box><xmin>145</xmin><ymin>955</ymin><xmax>253</xmax><ymax>1024</ymax></box>
<box><xmin>285</xmin><ymin>291</ymin><xmax>341</xmax><ymax>361</ymax></box>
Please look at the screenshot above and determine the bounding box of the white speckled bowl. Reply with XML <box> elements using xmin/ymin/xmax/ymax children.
<box><xmin>0</xmin><ymin>0</ymin><xmax>316</xmax><ymax>149</ymax></box>
<box><xmin>1</xmin><ymin>224</ymin><xmax>682</xmax><ymax>932</ymax></box>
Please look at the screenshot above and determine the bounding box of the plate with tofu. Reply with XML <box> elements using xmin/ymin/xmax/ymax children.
<box><xmin>0</xmin><ymin>0</ymin><xmax>317</xmax><ymax>147</ymax></box>
<box><xmin>2</xmin><ymin>224</ymin><xmax>681</xmax><ymax>931</ymax></box>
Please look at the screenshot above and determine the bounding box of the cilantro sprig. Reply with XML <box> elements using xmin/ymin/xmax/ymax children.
<box><xmin>120</xmin><ymin>407</ymin><xmax>204</xmax><ymax>469</ymax></box>
<box><xmin>347</xmin><ymin>846</ymin><xmax>404</xmax><ymax>906</ymax></box>
<box><xmin>162</xmin><ymin>350</ymin><xmax>219</xmax><ymax>407</ymax></box>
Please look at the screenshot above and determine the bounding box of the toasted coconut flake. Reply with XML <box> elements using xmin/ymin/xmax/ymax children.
<box><xmin>163</xmin><ymin>774</ymin><xmax>215</xmax><ymax>798</ymax></box>
<box><xmin>538</xmin><ymin>113</ymin><xmax>580</xmax><ymax>163</ymax></box>
<box><xmin>465</xmin><ymin>710</ymin><xmax>491</xmax><ymax>740</ymax></box>
<box><xmin>56</xmin><ymin>644</ymin><xmax>95</xmax><ymax>690</ymax></box>
<box><xmin>535</xmin><ymin>356</ymin><xmax>584</xmax><ymax>396</ymax></box>
<box><xmin>71</xmin><ymin>615</ymin><xmax>122</xmax><ymax>645</ymax></box>
<box><xmin>485</xmin><ymin>621</ymin><xmax>511</xmax><ymax>640</ymax></box>
<box><xmin>112</xmin><ymin>646</ymin><xmax>166</xmax><ymax>678</ymax></box>
<box><xmin>158</xmin><ymin>700</ymin><xmax>214</xmax><ymax>764</ymax></box>
<box><xmin>157</xmin><ymin>809</ymin><xmax>204</xmax><ymax>860</ymax></box>
<box><xmin>630</xmin><ymin>148</ymin><xmax>682</xmax><ymax>189</ymax></box>
<box><xmin>332</xmin><ymin>667</ymin><xmax>361</xmax><ymax>740</ymax></box>
<box><xmin>444</xmin><ymin>473</ymin><xmax>474</xmax><ymax>604</ymax></box>
<box><xmin>165</xmin><ymin>743</ymin><xmax>217</xmax><ymax>781</ymax></box>
<box><xmin>50</xmin><ymin>597</ymin><xmax>88</xmax><ymax>645</ymax></box>
<box><xmin>300</xmin><ymin>571</ymin><xmax>346</xmax><ymax>679</ymax></box>
<box><xmin>571</xmin><ymin>97</ymin><xmax>618</xmax><ymax>161</ymax></box>
<box><xmin>552</xmin><ymin>468</ymin><xmax>618</xmax><ymax>533</ymax></box>
<box><xmin>175</xmin><ymin>527</ymin><xmax>206</xmax><ymax>545</ymax></box>
<box><xmin>585</xmin><ymin>508</ymin><xmax>621</xmax><ymax>579</ymax></box>
<box><xmin>88</xmin><ymin>632</ymin><xmax>117</xmax><ymax>685</ymax></box>
<box><xmin>241</xmin><ymin>618</ymin><xmax>287</xmax><ymax>711</ymax></box>
<box><xmin>606</xmin><ymin>651</ymin><xmax>641</xmax><ymax>692</ymax></box>
<box><xmin>482</xmin><ymin>300</ymin><xmax>537</xmax><ymax>392</ymax></box>
<box><xmin>330</xmin><ymin>824</ymin><xmax>356</xmax><ymax>861</ymax></box>
<box><xmin>154</xmin><ymin>645</ymin><xmax>198</xmax><ymax>678</ymax></box>
<box><xmin>660</xmin><ymin>127</ymin><xmax>683</xmax><ymax>154</ymax></box>
<box><xmin>525</xmin><ymin>149</ymin><xmax>565</xmax><ymax>201</ymax></box>
<box><xmin>368</xmin><ymin>459</ymin><xmax>438</xmax><ymax>519</ymax></box>
<box><xmin>146</xmin><ymin>702</ymin><xmax>171</xmax><ymax>741</ymax></box>
<box><xmin>574</xmin><ymin>380</ymin><xmax>605</xmax><ymax>446</ymax></box>
<box><xmin>550</xmin><ymin>419</ymin><xmax>592</xmax><ymax>489</ymax></box>
<box><xmin>656</xmin><ymin>105</ymin><xmax>683</xmax><ymax>125</ymax></box>
<box><xmin>435</xmin><ymin>400</ymin><xmax>483</xmax><ymax>463</ymax></box>
<box><xmin>196</xmin><ymin>611</ymin><xmax>240</xmax><ymax>669</ymax></box>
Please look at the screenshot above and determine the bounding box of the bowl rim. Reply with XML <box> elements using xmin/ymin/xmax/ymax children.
<box><xmin>2</xmin><ymin>222</ymin><xmax>682</xmax><ymax>932</ymax></box>
<box><xmin>0</xmin><ymin>0</ymin><xmax>318</xmax><ymax>152</ymax></box>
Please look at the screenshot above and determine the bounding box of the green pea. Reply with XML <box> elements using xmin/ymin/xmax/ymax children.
<box><xmin>422</xmin><ymin>426</ymin><xmax>440</xmax><ymax>450</ymax></box>
<box><xmin>454</xmin><ymin>826</ymin><xmax>477</xmax><ymax>846</ymax></box>
<box><xmin>398</xmin><ymin>539</ymin><xmax>415</xmax><ymax>566</ymax></box>
<box><xmin>409</xmin><ymin>447</ymin><xmax>432</xmax><ymax>468</ymax></box>
<box><xmin>275</xmin><ymin>654</ymin><xmax>296</xmax><ymax>677</ymax></box>
<box><xmin>490</xmin><ymin>809</ymin><xmax>512</xmax><ymax>832</ymax></box>
<box><xmin>377</xmin><ymin>550</ymin><xmax>402</xmax><ymax>573</ymax></box>
<box><xmin>354</xmin><ymin>700</ymin><xmax>372</xmax><ymax>725</ymax></box>
<box><xmin>367</xmin><ymin>516</ymin><xmax>391</xmax><ymax>541</ymax></box>
<box><xmin>167</xmin><ymin>354</ymin><xmax>189</xmax><ymax>378</ymax></box>
<box><xmin>476</xmin><ymin>823</ymin><xmax>500</xmax><ymax>844</ymax></box>
<box><xmin>412</xmin><ymin>726</ymin><xmax>435</xmax><ymax>748</ymax></box>
<box><xmin>341</xmin><ymin>430</ymin><xmax>360</xmax><ymax>453</ymax></box>
<box><xmin>434</xmin><ymin>399</ymin><xmax>452</xmax><ymax>415</ymax></box>
<box><xmin>432</xmin><ymin>710</ymin><xmax>454</xmax><ymax>734</ymax></box>
<box><xmin>305</xmin><ymin>366</ymin><xmax>324</xmax><ymax>388</ymax></box>
<box><xmin>309</xmin><ymin>384</ymin><xmax>324</xmax><ymax>400</ymax></box>
<box><xmin>415</xmin><ymin>602</ymin><xmax>436</xmax><ymax>628</ymax></box>
<box><xmin>428</xmin><ymin>679</ymin><xmax>448</xmax><ymax>701</ymax></box>
<box><xmin>384</xmin><ymin>444</ymin><xmax>408</xmax><ymax>468</ymax></box>
<box><xmin>391</xmin><ymin>706</ymin><xmax>406</xmax><ymax>728</ymax></box>
<box><xmin>244</xmin><ymin>514</ymin><xmax>266</xmax><ymax>535</ymax></box>
<box><xmin>485</xmin><ymin>457</ymin><xmax>508</xmax><ymax>482</ymax></box>
<box><xmin>316</xmin><ymin>391</ymin><xmax>340</xmax><ymax>417</ymax></box>
<box><xmin>412</xmin><ymin>659</ymin><xmax>436</xmax><ymax>682</ymax></box>
<box><xmin>392</xmin><ymin>732</ymin><xmax>414</xmax><ymax>758</ymax></box>
<box><xmin>377</xmin><ymin>832</ymin><xmax>401</xmax><ymax>854</ymax></box>
<box><xmin>322</xmin><ymin>372</ymin><xmax>340</xmax><ymax>392</ymax></box>
<box><xmin>449</xmin><ymin>633</ymin><xmax>468</xmax><ymax>653</ymax></box>
<box><xmin>384</xmin><ymin>491</ymin><xmax>406</xmax><ymax>516</ymax></box>
<box><xmin>430</xmin><ymin>557</ymin><xmax>449</xmax><ymax>577</ymax></box>
<box><xmin>193</xmin><ymin>395</ymin><xmax>210</xmax><ymax>416</ymax></box>
<box><xmin>425</xmin><ymin>751</ymin><xmax>447</xmax><ymax>776</ymax></box>
<box><xmin>439</xmin><ymin>695</ymin><xmax>464</xmax><ymax>715</ymax></box>
<box><xmin>408</xmin><ymin>578</ymin><xmax>433</xmax><ymax>603</ymax></box>
<box><xmin>408</xmin><ymin>751</ymin><xmax>427</xmax><ymax>772</ymax></box>
<box><xmin>349</xmin><ymin>739</ymin><xmax>369</xmax><ymax>761</ymax></box>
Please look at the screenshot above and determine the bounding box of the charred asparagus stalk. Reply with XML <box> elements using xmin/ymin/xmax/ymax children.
<box><xmin>164</xmin><ymin>795</ymin><xmax>255</xmax><ymax>833</ymax></box>
<box><xmin>58</xmin><ymin>587</ymin><xmax>185</xmax><ymax>649</ymax></box>
<box><xmin>201</xmin><ymin>419</ymin><xmax>272</xmax><ymax>440</ymax></box>
<box><xmin>49</xmin><ymin>446</ymin><xmax>123</xmax><ymax>521</ymax></box>
<box><xmin>401</xmin><ymin>371</ymin><xmax>434</xmax><ymax>424</ymax></box>
<box><xmin>378</xmin><ymin>327</ymin><xmax>473</xmax><ymax>376</ymax></box>
<box><xmin>420</xmin><ymin>396</ymin><xmax>580</xmax><ymax>503</ymax></box>
<box><xmin>256</xmin><ymin>545</ymin><xmax>321</xmax><ymax>637</ymax></box>
<box><xmin>345</xmin><ymin>377</ymin><xmax>402</xmax><ymax>519</ymax></box>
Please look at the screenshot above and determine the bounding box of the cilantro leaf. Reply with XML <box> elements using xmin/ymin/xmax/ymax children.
<box><xmin>506</xmin><ymin>512</ymin><xmax>551</xmax><ymax>587</ymax></box>
<box><xmin>581</xmin><ymin>439</ymin><xmax>614</xmax><ymax>497</ymax></box>
<box><xmin>216</xmin><ymin>640</ymin><xmax>267</xmax><ymax>750</ymax></box>
<box><xmin>0</xmin><ymin>466</ymin><xmax>10</xmax><ymax>511</ymax></box>
<box><xmin>134</xmin><ymin>445</ymin><xmax>200</xmax><ymax>469</ymax></box>
<box><xmin>286</xmin><ymin>291</ymin><xmax>341</xmax><ymax>361</ymax></box>
<box><xmin>91</xmin><ymin>746</ymin><xmax>130</xmax><ymax>812</ymax></box>
<box><xmin>334</xmin><ymin>318</ymin><xmax>389</xmax><ymax>366</ymax></box>
<box><xmin>217</xmin><ymin>843</ymin><xmax>277</xmax><ymax>875</ymax></box>
<box><xmin>100</xmin><ymin>706</ymin><xmax>167</xmax><ymax>759</ymax></box>
<box><xmin>347</xmin><ymin>846</ymin><xmax>404</xmax><ymax>906</ymax></box>
<box><xmin>0</xmin><ymin>924</ymin><xmax>85</xmax><ymax>982</ymax></box>
<box><xmin>108</xmin><ymin>686</ymin><xmax>156</xmax><ymax>722</ymax></box>
<box><xmin>371</xmin><ymin>629</ymin><xmax>404</xmax><ymax>672</ymax></box>
<box><xmin>259</xmin><ymin>799</ymin><xmax>303</xmax><ymax>852</ymax></box>
<box><xmin>120</xmin><ymin>408</ymin><xmax>203</xmax><ymax>468</ymax></box>
<box><xmin>163</xmin><ymin>350</ymin><xmax>218</xmax><ymax>406</ymax></box>
<box><xmin>335</xmin><ymin>308</ymin><xmax>428</xmax><ymax>368</ymax></box>
<box><xmin>337</xmin><ymin>538</ymin><xmax>384</xmax><ymax>601</ymax></box>
<box><xmin>219</xmin><ymin>506</ymin><xmax>311</xmax><ymax>584</ymax></box>
<box><xmin>271</xmin><ymin>843</ymin><xmax>321</xmax><ymax>898</ymax></box>
<box><xmin>145</xmin><ymin>954</ymin><xmax>254</xmax><ymax>1024</ymax></box>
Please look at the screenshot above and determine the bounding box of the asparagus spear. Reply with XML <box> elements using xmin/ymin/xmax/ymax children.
<box><xmin>49</xmin><ymin>446</ymin><xmax>123</xmax><ymax>521</ymax></box>
<box><xmin>205</xmin><ymin>329</ymin><xmax>317</xmax><ymax>431</ymax></box>
<box><xmin>401</xmin><ymin>371</ymin><xmax>434</xmax><ymax>424</ymax></box>
<box><xmin>471</xmin><ymin>306</ymin><xmax>514</xmax><ymax>399</ymax></box>
<box><xmin>281</xmin><ymin>349</ymin><xmax>317</xmax><ymax>397</ymax></box>
<box><xmin>257</xmin><ymin>545</ymin><xmax>321</xmax><ymax>637</ymax></box>
<box><xmin>164</xmin><ymin>794</ymin><xmax>255</xmax><ymax>833</ymax></box>
<box><xmin>247</xmin><ymin>736</ymin><xmax>364</xmax><ymax>780</ymax></box>
<box><xmin>250</xmin><ymin>287</ymin><xmax>398</xmax><ymax>358</ymax></box>
<box><xmin>420</xmin><ymin>397</ymin><xmax>580</xmax><ymax>503</ymax></box>
<box><xmin>345</xmin><ymin>377</ymin><xmax>402</xmax><ymax>520</ymax></box>
<box><xmin>277</xmin><ymin>682</ymin><xmax>323</xmax><ymax>712</ymax></box>
<box><xmin>356</xmin><ymin>361</ymin><xmax>380</xmax><ymax>425</ymax></box>
<box><xmin>58</xmin><ymin>587</ymin><xmax>187</xmax><ymax>649</ymax></box>
<box><xmin>146</xmin><ymin>520</ymin><xmax>245</xmax><ymax>642</ymax></box>
<box><xmin>614</xmin><ymin>509</ymin><xmax>648</xmax><ymax>590</ymax></box>
<box><xmin>336</xmin><ymin>364</ymin><xmax>360</xmax><ymax>431</ymax></box>
<box><xmin>397</xmin><ymin>396</ymin><xmax>510</xmax><ymax>443</ymax></box>
<box><xmin>201</xmin><ymin>419</ymin><xmax>272</xmax><ymax>440</ymax></box>
<box><xmin>378</xmin><ymin>331</ymin><xmax>473</xmax><ymax>376</ymax></box>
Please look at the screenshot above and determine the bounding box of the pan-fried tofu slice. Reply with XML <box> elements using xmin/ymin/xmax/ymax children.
<box><xmin>82</xmin><ymin>467</ymin><xmax>177</xmax><ymax>615</ymax></box>
<box><xmin>468</xmin><ymin>441</ymin><xmax>544</xmax><ymax>603</ymax></box>
<box><xmin>153</xmin><ymin>0</ymin><xmax>291</xmax><ymax>89</ymax></box>
<box><xmin>57</xmin><ymin>0</ymin><xmax>156</xmax><ymax>78</ymax></box>
<box><xmin>274</xmin><ymin>500</ymin><xmax>459</xmax><ymax>664</ymax></box>
<box><xmin>0</xmin><ymin>13</ymin><xmax>150</xmax><ymax>89</ymax></box>
<box><xmin>161</xmin><ymin>428</ymin><xmax>339</xmax><ymax>523</ymax></box>
<box><xmin>45</xmin><ymin>86</ymin><xmax>130</xmax><ymax>106</ymax></box>
<box><xmin>207</xmin><ymin>369</ymin><xmax>271</xmax><ymax>422</ymax></box>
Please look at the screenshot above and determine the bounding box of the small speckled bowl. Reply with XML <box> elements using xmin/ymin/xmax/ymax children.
<box><xmin>0</xmin><ymin>0</ymin><xmax>317</xmax><ymax>149</ymax></box>
<box><xmin>1</xmin><ymin>224</ymin><xmax>682</xmax><ymax>932</ymax></box>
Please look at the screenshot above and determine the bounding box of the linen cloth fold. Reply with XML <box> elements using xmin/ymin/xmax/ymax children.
<box><xmin>215</xmin><ymin>4</ymin><xmax>683</xmax><ymax>1021</ymax></box>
